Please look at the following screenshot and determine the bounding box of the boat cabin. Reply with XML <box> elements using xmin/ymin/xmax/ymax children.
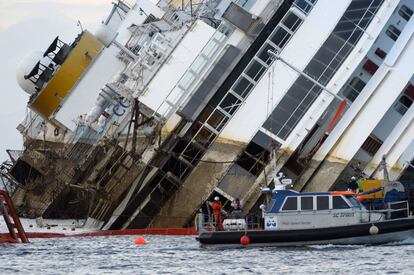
<box><xmin>261</xmin><ymin>188</ymin><xmax>385</xmax><ymax>230</ymax></box>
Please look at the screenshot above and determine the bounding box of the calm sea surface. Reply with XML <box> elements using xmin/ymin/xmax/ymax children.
<box><xmin>1</xmin><ymin>235</ymin><xmax>414</xmax><ymax>274</ymax></box>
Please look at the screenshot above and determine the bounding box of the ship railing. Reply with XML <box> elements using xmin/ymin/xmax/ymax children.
<box><xmin>368</xmin><ymin>200</ymin><xmax>410</xmax><ymax>220</ymax></box>
<box><xmin>195</xmin><ymin>213</ymin><xmax>262</xmax><ymax>233</ymax></box>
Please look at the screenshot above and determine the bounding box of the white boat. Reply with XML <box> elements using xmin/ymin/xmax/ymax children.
<box><xmin>197</xmin><ymin>178</ymin><xmax>414</xmax><ymax>247</ymax></box>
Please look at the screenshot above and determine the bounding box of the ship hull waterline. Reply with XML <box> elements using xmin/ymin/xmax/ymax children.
<box><xmin>197</xmin><ymin>218</ymin><xmax>414</xmax><ymax>247</ymax></box>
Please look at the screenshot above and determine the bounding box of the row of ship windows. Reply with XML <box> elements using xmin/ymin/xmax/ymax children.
<box><xmin>343</xmin><ymin>76</ymin><xmax>414</xmax><ymax>116</ymax></box>
<box><xmin>226</xmin><ymin>11</ymin><xmax>304</xmax><ymax>102</ymax></box>
<box><xmin>197</xmin><ymin>9</ymin><xmax>306</xmax><ymax>138</ymax></box>
<box><xmin>171</xmin><ymin>4</ymin><xmax>316</xmax><ymax>173</ymax></box>
<box><xmin>293</xmin><ymin>0</ymin><xmax>318</xmax><ymax>15</ymax></box>
<box><xmin>341</xmin><ymin>4</ymin><xmax>413</xmax><ymax>103</ymax></box>
<box><xmin>383</xmin><ymin>4</ymin><xmax>413</xmax><ymax>41</ymax></box>
<box><xmin>263</xmin><ymin>0</ymin><xmax>382</xmax><ymax>140</ymax></box>
<box><xmin>281</xmin><ymin>195</ymin><xmax>356</xmax><ymax>211</ymax></box>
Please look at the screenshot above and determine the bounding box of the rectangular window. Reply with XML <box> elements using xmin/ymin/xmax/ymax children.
<box><xmin>362</xmin><ymin>59</ymin><xmax>379</xmax><ymax>75</ymax></box>
<box><xmin>282</xmin><ymin>12</ymin><xmax>303</xmax><ymax>32</ymax></box>
<box><xmin>236</xmin><ymin>152</ymin><xmax>265</xmax><ymax>176</ymax></box>
<box><xmin>219</xmin><ymin>93</ymin><xmax>242</xmax><ymax>115</ymax></box>
<box><xmin>294</xmin><ymin>0</ymin><xmax>315</xmax><ymax>14</ymax></box>
<box><xmin>374</xmin><ymin>48</ymin><xmax>387</xmax><ymax>59</ymax></box>
<box><xmin>404</xmin><ymin>83</ymin><xmax>414</xmax><ymax>100</ymax></box>
<box><xmin>395</xmin><ymin>95</ymin><xmax>413</xmax><ymax>115</ymax></box>
<box><xmin>399</xmin><ymin>5</ymin><xmax>413</xmax><ymax>21</ymax></box>
<box><xmin>257</xmin><ymin>43</ymin><xmax>276</xmax><ymax>65</ymax></box>
<box><xmin>317</xmin><ymin>196</ymin><xmax>329</xmax><ymax>210</ymax></box>
<box><xmin>342</xmin><ymin>77</ymin><xmax>366</xmax><ymax>102</ymax></box>
<box><xmin>386</xmin><ymin>25</ymin><xmax>401</xmax><ymax>41</ymax></box>
<box><xmin>282</xmin><ymin>197</ymin><xmax>298</xmax><ymax>211</ymax></box>
<box><xmin>270</xmin><ymin>26</ymin><xmax>291</xmax><ymax>49</ymax></box>
<box><xmin>194</xmin><ymin>126</ymin><xmax>216</xmax><ymax>147</ymax></box>
<box><xmin>232</xmin><ymin>77</ymin><xmax>254</xmax><ymax>98</ymax></box>
<box><xmin>245</xmin><ymin>60</ymin><xmax>266</xmax><ymax>82</ymax></box>
<box><xmin>361</xmin><ymin>134</ymin><xmax>383</xmax><ymax>156</ymax></box>
<box><xmin>332</xmin><ymin>196</ymin><xmax>350</xmax><ymax>209</ymax></box>
<box><xmin>301</xmin><ymin>196</ymin><xmax>314</xmax><ymax>210</ymax></box>
<box><xmin>207</xmin><ymin>109</ymin><xmax>229</xmax><ymax>131</ymax></box>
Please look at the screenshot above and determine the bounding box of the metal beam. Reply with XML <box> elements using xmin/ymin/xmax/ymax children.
<box><xmin>267</xmin><ymin>50</ymin><xmax>347</xmax><ymax>103</ymax></box>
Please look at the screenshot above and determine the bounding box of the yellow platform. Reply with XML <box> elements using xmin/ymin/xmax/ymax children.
<box><xmin>30</xmin><ymin>31</ymin><xmax>103</xmax><ymax>118</ymax></box>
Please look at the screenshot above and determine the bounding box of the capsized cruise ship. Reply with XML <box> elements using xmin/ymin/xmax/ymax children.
<box><xmin>2</xmin><ymin>0</ymin><xmax>414</xmax><ymax>229</ymax></box>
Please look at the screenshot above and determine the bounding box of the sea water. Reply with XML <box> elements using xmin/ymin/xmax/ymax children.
<box><xmin>1</xmin><ymin>236</ymin><xmax>414</xmax><ymax>274</ymax></box>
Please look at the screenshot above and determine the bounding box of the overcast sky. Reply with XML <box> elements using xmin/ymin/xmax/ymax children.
<box><xmin>0</xmin><ymin>0</ymin><xmax>113</xmax><ymax>161</ymax></box>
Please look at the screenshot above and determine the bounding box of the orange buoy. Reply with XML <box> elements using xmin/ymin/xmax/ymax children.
<box><xmin>134</xmin><ymin>236</ymin><xmax>146</xmax><ymax>245</ymax></box>
<box><xmin>240</xmin><ymin>235</ymin><xmax>250</xmax><ymax>246</ymax></box>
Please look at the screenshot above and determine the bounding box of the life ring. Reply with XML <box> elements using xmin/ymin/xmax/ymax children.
<box><xmin>54</xmin><ymin>128</ymin><xmax>60</xmax><ymax>136</ymax></box>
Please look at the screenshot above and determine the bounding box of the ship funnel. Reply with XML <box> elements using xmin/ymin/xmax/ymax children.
<box><xmin>16</xmin><ymin>51</ymin><xmax>43</xmax><ymax>95</ymax></box>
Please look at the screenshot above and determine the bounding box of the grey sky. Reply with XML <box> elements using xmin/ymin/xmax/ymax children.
<box><xmin>0</xmin><ymin>0</ymin><xmax>112</xmax><ymax>161</ymax></box>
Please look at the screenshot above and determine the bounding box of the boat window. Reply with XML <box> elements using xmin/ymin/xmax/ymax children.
<box><xmin>282</xmin><ymin>197</ymin><xmax>297</xmax><ymax>211</ymax></box>
<box><xmin>362</xmin><ymin>59</ymin><xmax>379</xmax><ymax>75</ymax></box>
<box><xmin>385</xmin><ymin>25</ymin><xmax>401</xmax><ymax>41</ymax></box>
<box><xmin>282</xmin><ymin>12</ymin><xmax>303</xmax><ymax>32</ymax></box>
<box><xmin>395</xmin><ymin>95</ymin><xmax>413</xmax><ymax>116</ymax></box>
<box><xmin>301</xmin><ymin>196</ymin><xmax>313</xmax><ymax>210</ymax></box>
<box><xmin>270</xmin><ymin>26</ymin><xmax>291</xmax><ymax>49</ymax></box>
<box><xmin>206</xmin><ymin>109</ymin><xmax>229</xmax><ymax>131</ymax></box>
<box><xmin>398</xmin><ymin>5</ymin><xmax>413</xmax><ymax>21</ymax></box>
<box><xmin>219</xmin><ymin>93</ymin><xmax>242</xmax><ymax>115</ymax></box>
<box><xmin>257</xmin><ymin>43</ymin><xmax>276</xmax><ymax>65</ymax></box>
<box><xmin>374</xmin><ymin>48</ymin><xmax>387</xmax><ymax>59</ymax></box>
<box><xmin>294</xmin><ymin>0</ymin><xmax>316</xmax><ymax>15</ymax></box>
<box><xmin>346</xmin><ymin>195</ymin><xmax>363</xmax><ymax>209</ymax></box>
<box><xmin>332</xmin><ymin>196</ymin><xmax>351</xmax><ymax>209</ymax></box>
<box><xmin>361</xmin><ymin>134</ymin><xmax>383</xmax><ymax>156</ymax></box>
<box><xmin>232</xmin><ymin>77</ymin><xmax>254</xmax><ymax>98</ymax></box>
<box><xmin>316</xmin><ymin>196</ymin><xmax>329</xmax><ymax>210</ymax></box>
<box><xmin>245</xmin><ymin>60</ymin><xmax>266</xmax><ymax>82</ymax></box>
<box><xmin>341</xmin><ymin>76</ymin><xmax>366</xmax><ymax>102</ymax></box>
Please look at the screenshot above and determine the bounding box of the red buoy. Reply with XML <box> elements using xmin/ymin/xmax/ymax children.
<box><xmin>134</xmin><ymin>236</ymin><xmax>146</xmax><ymax>245</ymax></box>
<box><xmin>240</xmin><ymin>235</ymin><xmax>250</xmax><ymax>246</ymax></box>
<box><xmin>357</xmin><ymin>195</ymin><xmax>364</xmax><ymax>202</ymax></box>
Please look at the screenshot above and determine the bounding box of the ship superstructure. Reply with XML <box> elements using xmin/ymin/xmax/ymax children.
<box><xmin>3</xmin><ymin>0</ymin><xmax>414</xmax><ymax>229</ymax></box>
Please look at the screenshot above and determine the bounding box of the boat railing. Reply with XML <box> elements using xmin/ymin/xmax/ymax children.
<box><xmin>367</xmin><ymin>200</ymin><xmax>410</xmax><ymax>220</ymax></box>
<box><xmin>195</xmin><ymin>213</ymin><xmax>262</xmax><ymax>233</ymax></box>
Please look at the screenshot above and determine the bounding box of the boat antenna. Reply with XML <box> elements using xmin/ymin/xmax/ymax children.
<box><xmin>77</xmin><ymin>20</ymin><xmax>84</xmax><ymax>33</ymax></box>
<box><xmin>380</xmin><ymin>155</ymin><xmax>390</xmax><ymax>184</ymax></box>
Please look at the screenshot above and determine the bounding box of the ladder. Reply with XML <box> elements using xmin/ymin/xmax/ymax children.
<box><xmin>0</xmin><ymin>190</ymin><xmax>29</xmax><ymax>243</ymax></box>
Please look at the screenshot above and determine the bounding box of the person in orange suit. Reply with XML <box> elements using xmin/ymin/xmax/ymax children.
<box><xmin>211</xmin><ymin>196</ymin><xmax>223</xmax><ymax>230</ymax></box>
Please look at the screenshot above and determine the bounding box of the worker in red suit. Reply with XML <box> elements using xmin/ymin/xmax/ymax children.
<box><xmin>211</xmin><ymin>196</ymin><xmax>223</xmax><ymax>230</ymax></box>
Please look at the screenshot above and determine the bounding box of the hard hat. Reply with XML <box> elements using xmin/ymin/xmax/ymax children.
<box><xmin>214</xmin><ymin>196</ymin><xmax>220</xmax><ymax>201</ymax></box>
<box><xmin>351</xmin><ymin>176</ymin><xmax>356</xmax><ymax>180</ymax></box>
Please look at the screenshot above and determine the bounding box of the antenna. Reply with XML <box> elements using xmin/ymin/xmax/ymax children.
<box><xmin>77</xmin><ymin>20</ymin><xmax>84</xmax><ymax>33</ymax></box>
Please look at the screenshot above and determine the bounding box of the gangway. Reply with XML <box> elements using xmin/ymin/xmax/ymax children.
<box><xmin>0</xmin><ymin>190</ymin><xmax>29</xmax><ymax>243</ymax></box>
